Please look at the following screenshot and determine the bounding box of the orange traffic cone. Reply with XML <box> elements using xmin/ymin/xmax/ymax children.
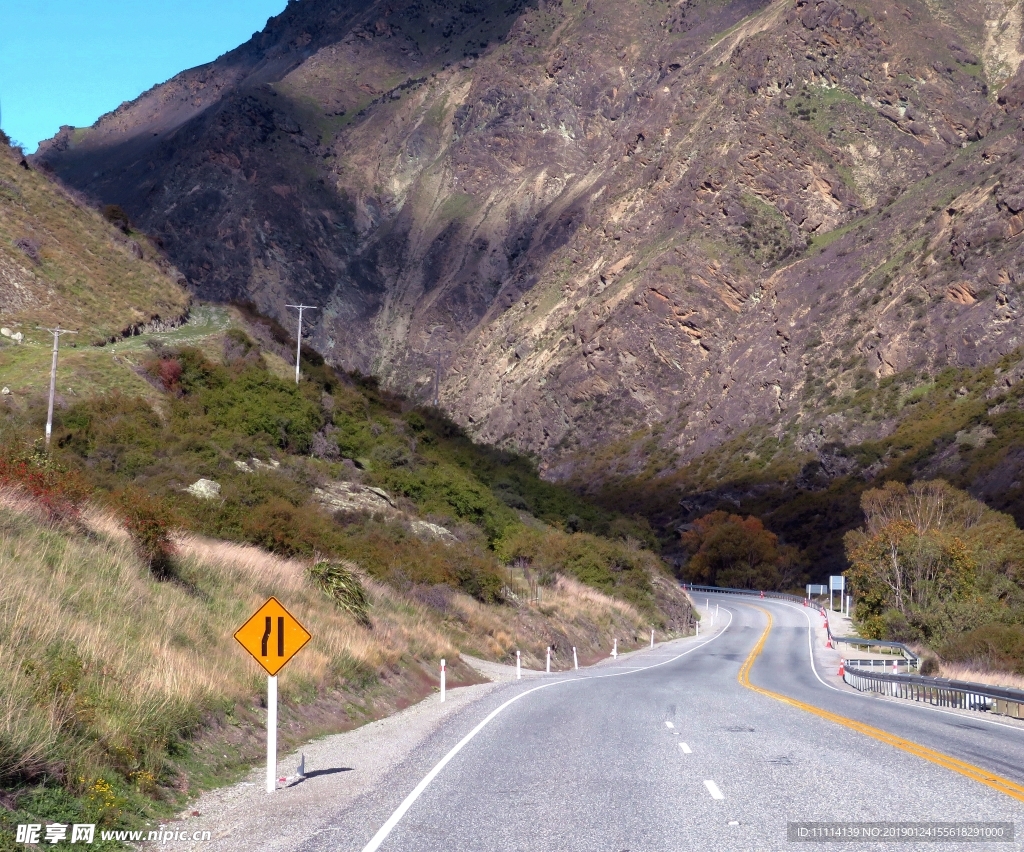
<box><xmin>826</xmin><ymin>637</ymin><xmax>832</xmax><ymax>649</ymax></box>
<box><xmin>838</xmin><ymin>659</ymin><xmax>845</xmax><ymax>677</ymax></box>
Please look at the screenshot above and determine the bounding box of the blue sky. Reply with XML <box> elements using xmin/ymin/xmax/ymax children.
<box><xmin>0</xmin><ymin>0</ymin><xmax>287</xmax><ymax>152</ymax></box>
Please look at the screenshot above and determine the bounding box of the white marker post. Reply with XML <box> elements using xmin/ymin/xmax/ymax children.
<box><xmin>651</xmin><ymin>629</ymin><xmax>655</xmax><ymax>649</ymax></box>
<box><xmin>546</xmin><ymin>647</ymin><xmax>551</xmax><ymax>673</ymax></box>
<box><xmin>696</xmin><ymin>620</ymin><xmax>699</xmax><ymax>637</ymax></box>
<box><xmin>266</xmin><ymin>676</ymin><xmax>278</xmax><ymax>793</ymax></box>
<box><xmin>440</xmin><ymin>658</ymin><xmax>446</xmax><ymax>702</ymax></box>
<box><xmin>573</xmin><ymin>647</ymin><xmax>578</xmax><ymax>670</ymax></box>
<box><xmin>516</xmin><ymin>650</ymin><xmax>521</xmax><ymax>680</ymax></box>
<box><xmin>612</xmin><ymin>638</ymin><xmax>618</xmax><ymax>659</ymax></box>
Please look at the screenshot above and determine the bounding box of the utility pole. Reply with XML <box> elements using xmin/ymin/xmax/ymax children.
<box><xmin>285</xmin><ymin>304</ymin><xmax>317</xmax><ymax>385</ymax></box>
<box><xmin>36</xmin><ymin>325</ymin><xmax>78</xmax><ymax>449</ymax></box>
<box><xmin>433</xmin><ymin>350</ymin><xmax>441</xmax><ymax>407</ymax></box>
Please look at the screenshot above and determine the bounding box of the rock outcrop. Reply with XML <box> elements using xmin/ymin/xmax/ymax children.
<box><xmin>36</xmin><ymin>0</ymin><xmax>1024</xmax><ymax>480</ymax></box>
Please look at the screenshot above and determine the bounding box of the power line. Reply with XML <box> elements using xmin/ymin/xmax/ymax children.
<box><xmin>285</xmin><ymin>305</ymin><xmax>317</xmax><ymax>385</ymax></box>
<box><xmin>35</xmin><ymin>325</ymin><xmax>78</xmax><ymax>448</ymax></box>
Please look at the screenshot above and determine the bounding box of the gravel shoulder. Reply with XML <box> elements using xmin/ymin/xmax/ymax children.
<box><xmin>140</xmin><ymin>680</ymin><xmax>495</xmax><ymax>850</ymax></box>
<box><xmin>138</xmin><ymin>657</ymin><xmax>542</xmax><ymax>851</ymax></box>
<box><xmin>137</xmin><ymin>639</ymin><xmax>702</xmax><ymax>851</ymax></box>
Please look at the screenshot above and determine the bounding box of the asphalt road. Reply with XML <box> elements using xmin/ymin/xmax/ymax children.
<box><xmin>304</xmin><ymin>597</ymin><xmax>1024</xmax><ymax>851</ymax></box>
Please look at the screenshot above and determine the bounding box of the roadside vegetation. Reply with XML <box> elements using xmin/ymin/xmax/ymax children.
<box><xmin>844</xmin><ymin>480</ymin><xmax>1024</xmax><ymax>675</ymax></box>
<box><xmin>0</xmin><ymin>308</ymin><xmax>691</xmax><ymax>846</ymax></box>
<box><xmin>0</xmin><ymin>488</ymin><xmax>669</xmax><ymax>848</ymax></box>
<box><xmin>601</xmin><ymin>350</ymin><xmax>1024</xmax><ymax>678</ymax></box>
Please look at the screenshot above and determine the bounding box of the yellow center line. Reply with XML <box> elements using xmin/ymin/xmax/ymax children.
<box><xmin>738</xmin><ymin>604</ymin><xmax>1024</xmax><ymax>804</ymax></box>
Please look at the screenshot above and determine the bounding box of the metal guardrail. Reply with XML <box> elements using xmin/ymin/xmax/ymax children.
<box><xmin>844</xmin><ymin>658</ymin><xmax>915</xmax><ymax>671</ymax></box>
<box><xmin>682</xmin><ymin>583</ymin><xmax>807</xmax><ymax>607</ymax></box>
<box><xmin>843</xmin><ymin>666</ymin><xmax>1024</xmax><ymax>719</ymax></box>
<box><xmin>682</xmin><ymin>584</ymin><xmax>1023</xmax><ymax>719</ymax></box>
<box><xmin>682</xmin><ymin>583</ymin><xmax>837</xmax><ymax>642</ymax></box>
<box><xmin>832</xmin><ymin>636</ymin><xmax>920</xmax><ymax>669</ymax></box>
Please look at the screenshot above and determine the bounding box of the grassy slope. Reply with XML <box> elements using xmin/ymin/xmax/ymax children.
<box><xmin>2</xmin><ymin>300</ymin><xmax>667</xmax><ymax>610</ymax></box>
<box><xmin>0</xmin><ymin>299</ymin><xmax>692</xmax><ymax>846</ymax></box>
<box><xmin>0</xmin><ymin>491</ymin><xmax>670</xmax><ymax>847</ymax></box>
<box><xmin>0</xmin><ymin>142</ymin><xmax>189</xmax><ymax>346</ymax></box>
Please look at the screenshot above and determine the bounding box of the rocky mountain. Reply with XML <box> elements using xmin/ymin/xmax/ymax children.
<box><xmin>35</xmin><ymin>0</ymin><xmax>1024</xmax><ymax>490</ymax></box>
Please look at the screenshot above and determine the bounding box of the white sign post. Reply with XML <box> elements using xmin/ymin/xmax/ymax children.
<box><xmin>516</xmin><ymin>650</ymin><xmax>521</xmax><ymax>680</ymax></box>
<box><xmin>612</xmin><ymin>638</ymin><xmax>618</xmax><ymax>658</ymax></box>
<box><xmin>233</xmin><ymin>597</ymin><xmax>311</xmax><ymax>795</ymax></box>
<box><xmin>829</xmin><ymin>576</ymin><xmax>846</xmax><ymax>612</ymax></box>
<box><xmin>573</xmin><ymin>646</ymin><xmax>578</xmax><ymax>670</ymax></box>
<box><xmin>440</xmin><ymin>658</ymin><xmax>446</xmax><ymax>702</ymax></box>
<box><xmin>266</xmin><ymin>676</ymin><xmax>278</xmax><ymax>793</ymax></box>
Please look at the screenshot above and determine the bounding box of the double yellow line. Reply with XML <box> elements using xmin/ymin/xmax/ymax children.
<box><xmin>738</xmin><ymin>605</ymin><xmax>1024</xmax><ymax>803</ymax></box>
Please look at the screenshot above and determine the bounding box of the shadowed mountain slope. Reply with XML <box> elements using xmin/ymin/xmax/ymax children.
<box><xmin>36</xmin><ymin>0</ymin><xmax>1024</xmax><ymax>488</ymax></box>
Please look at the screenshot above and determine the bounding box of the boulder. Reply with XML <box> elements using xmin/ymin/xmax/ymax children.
<box><xmin>186</xmin><ymin>479</ymin><xmax>221</xmax><ymax>500</ymax></box>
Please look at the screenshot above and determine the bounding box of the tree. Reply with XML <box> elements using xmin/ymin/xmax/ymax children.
<box><xmin>844</xmin><ymin>480</ymin><xmax>1019</xmax><ymax>643</ymax></box>
<box><xmin>681</xmin><ymin>511</ymin><xmax>804</xmax><ymax>590</ymax></box>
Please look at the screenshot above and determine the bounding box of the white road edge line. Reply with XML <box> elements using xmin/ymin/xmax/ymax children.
<box><xmin>680</xmin><ymin>742</ymin><xmax>692</xmax><ymax>754</ymax></box>
<box><xmin>777</xmin><ymin>599</ymin><xmax>1024</xmax><ymax>734</ymax></box>
<box><xmin>360</xmin><ymin>611</ymin><xmax>734</xmax><ymax>852</ymax></box>
<box><xmin>710</xmin><ymin>593</ymin><xmax>1024</xmax><ymax>734</ymax></box>
<box><xmin>704</xmin><ymin>779</ymin><xmax>724</xmax><ymax>799</ymax></box>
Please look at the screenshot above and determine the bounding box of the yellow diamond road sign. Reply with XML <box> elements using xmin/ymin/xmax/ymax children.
<box><xmin>234</xmin><ymin>597</ymin><xmax>311</xmax><ymax>676</ymax></box>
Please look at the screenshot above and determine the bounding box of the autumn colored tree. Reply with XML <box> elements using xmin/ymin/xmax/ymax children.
<box><xmin>844</xmin><ymin>480</ymin><xmax>1023</xmax><ymax>644</ymax></box>
<box><xmin>681</xmin><ymin>511</ymin><xmax>804</xmax><ymax>590</ymax></box>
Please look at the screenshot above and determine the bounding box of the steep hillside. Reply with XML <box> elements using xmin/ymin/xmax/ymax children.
<box><xmin>0</xmin><ymin>487</ymin><xmax>677</xmax><ymax>844</ymax></box>
<box><xmin>35</xmin><ymin>0</ymin><xmax>1024</xmax><ymax>486</ymax></box>
<box><xmin>0</xmin><ymin>140</ymin><xmax>189</xmax><ymax>345</ymax></box>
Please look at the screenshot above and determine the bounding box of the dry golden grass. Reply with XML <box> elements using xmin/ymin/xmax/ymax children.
<box><xmin>937</xmin><ymin>663</ymin><xmax>1024</xmax><ymax>692</ymax></box>
<box><xmin>0</xmin><ymin>492</ymin><xmax>687</xmax><ymax>792</ymax></box>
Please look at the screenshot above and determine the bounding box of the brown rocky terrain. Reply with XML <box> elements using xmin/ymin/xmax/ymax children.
<box><xmin>35</xmin><ymin>0</ymin><xmax>1024</xmax><ymax>498</ymax></box>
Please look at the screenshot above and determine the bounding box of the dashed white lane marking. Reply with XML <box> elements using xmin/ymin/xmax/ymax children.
<box><xmin>704</xmin><ymin>780</ymin><xmax>725</xmax><ymax>800</ymax></box>
<box><xmin>680</xmin><ymin>742</ymin><xmax>692</xmax><ymax>754</ymax></box>
<box><xmin>360</xmin><ymin>614</ymin><xmax>736</xmax><ymax>852</ymax></box>
<box><xmin>665</xmin><ymin>721</ymin><xmax>675</xmax><ymax>729</ymax></box>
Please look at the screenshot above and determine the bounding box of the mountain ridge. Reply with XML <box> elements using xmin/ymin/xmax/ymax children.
<box><xmin>34</xmin><ymin>0</ymin><xmax>1024</xmax><ymax>488</ymax></box>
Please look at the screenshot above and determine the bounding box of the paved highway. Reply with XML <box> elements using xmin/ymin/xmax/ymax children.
<box><xmin>305</xmin><ymin>597</ymin><xmax>1024</xmax><ymax>851</ymax></box>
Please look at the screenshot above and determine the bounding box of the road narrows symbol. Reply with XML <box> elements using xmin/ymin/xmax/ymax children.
<box><xmin>235</xmin><ymin>597</ymin><xmax>311</xmax><ymax>676</ymax></box>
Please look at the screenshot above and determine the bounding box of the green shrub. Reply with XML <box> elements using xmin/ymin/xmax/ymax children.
<box><xmin>309</xmin><ymin>561</ymin><xmax>371</xmax><ymax>626</ymax></box>
<box><xmin>940</xmin><ymin>623</ymin><xmax>1024</xmax><ymax>675</ymax></box>
<box><xmin>111</xmin><ymin>487</ymin><xmax>177</xmax><ymax>579</ymax></box>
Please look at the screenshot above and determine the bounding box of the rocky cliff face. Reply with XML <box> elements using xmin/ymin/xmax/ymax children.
<box><xmin>36</xmin><ymin>0</ymin><xmax>1024</xmax><ymax>482</ymax></box>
